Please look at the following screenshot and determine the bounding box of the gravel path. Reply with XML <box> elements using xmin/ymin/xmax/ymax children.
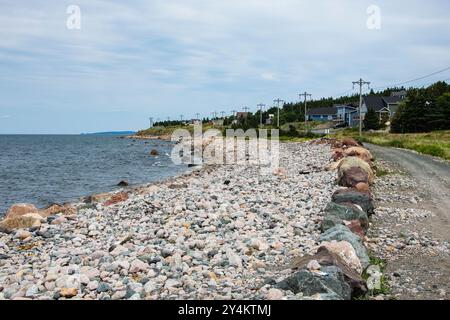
<box><xmin>365</xmin><ymin>143</ymin><xmax>450</xmax><ymax>300</ymax></box>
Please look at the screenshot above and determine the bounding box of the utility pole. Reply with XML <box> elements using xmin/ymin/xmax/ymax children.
<box><xmin>257</xmin><ymin>103</ymin><xmax>265</xmax><ymax>127</ymax></box>
<box><xmin>243</xmin><ymin>107</ymin><xmax>250</xmax><ymax>113</ymax></box>
<box><xmin>220</xmin><ymin>111</ymin><xmax>225</xmax><ymax>118</ymax></box>
<box><xmin>211</xmin><ymin>111</ymin><xmax>217</xmax><ymax>119</ymax></box>
<box><xmin>352</xmin><ymin>78</ymin><xmax>371</xmax><ymax>136</ymax></box>
<box><xmin>180</xmin><ymin>114</ymin><xmax>183</xmax><ymax>123</ymax></box>
<box><xmin>195</xmin><ymin>113</ymin><xmax>200</xmax><ymax>120</ymax></box>
<box><xmin>299</xmin><ymin>92</ymin><xmax>312</xmax><ymax>133</ymax></box>
<box><xmin>231</xmin><ymin>110</ymin><xmax>237</xmax><ymax>116</ymax></box>
<box><xmin>273</xmin><ymin>98</ymin><xmax>285</xmax><ymax>128</ymax></box>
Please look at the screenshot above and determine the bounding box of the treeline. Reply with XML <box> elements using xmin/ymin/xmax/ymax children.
<box><xmin>391</xmin><ymin>81</ymin><xmax>450</xmax><ymax>133</ymax></box>
<box><xmin>151</xmin><ymin>82</ymin><xmax>449</xmax><ymax>133</ymax></box>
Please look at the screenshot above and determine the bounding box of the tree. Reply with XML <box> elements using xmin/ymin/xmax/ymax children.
<box><xmin>363</xmin><ymin>108</ymin><xmax>380</xmax><ymax>130</ymax></box>
<box><xmin>431</xmin><ymin>93</ymin><xmax>450</xmax><ymax>130</ymax></box>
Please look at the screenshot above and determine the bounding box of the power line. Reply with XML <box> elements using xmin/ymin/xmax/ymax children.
<box><xmin>334</xmin><ymin>66</ymin><xmax>450</xmax><ymax>97</ymax></box>
<box><xmin>372</xmin><ymin>66</ymin><xmax>450</xmax><ymax>90</ymax></box>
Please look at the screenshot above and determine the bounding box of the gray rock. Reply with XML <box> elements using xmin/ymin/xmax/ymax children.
<box><xmin>25</xmin><ymin>285</ymin><xmax>39</xmax><ymax>297</ymax></box>
<box><xmin>321</xmin><ymin>202</ymin><xmax>369</xmax><ymax>232</ymax></box>
<box><xmin>96</xmin><ymin>282</ymin><xmax>111</xmax><ymax>293</ymax></box>
<box><xmin>276</xmin><ymin>266</ymin><xmax>351</xmax><ymax>300</ymax></box>
<box><xmin>320</xmin><ymin>225</ymin><xmax>370</xmax><ymax>269</ymax></box>
<box><xmin>331</xmin><ymin>189</ymin><xmax>374</xmax><ymax>215</ymax></box>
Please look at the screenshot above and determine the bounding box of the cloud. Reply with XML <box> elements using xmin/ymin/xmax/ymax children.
<box><xmin>0</xmin><ymin>0</ymin><xmax>449</xmax><ymax>133</ymax></box>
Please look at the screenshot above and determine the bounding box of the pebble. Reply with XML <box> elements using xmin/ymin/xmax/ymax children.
<box><xmin>0</xmin><ymin>142</ymin><xmax>340</xmax><ymax>300</ymax></box>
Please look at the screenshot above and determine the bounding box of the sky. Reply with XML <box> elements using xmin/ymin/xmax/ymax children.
<box><xmin>0</xmin><ymin>0</ymin><xmax>449</xmax><ymax>134</ymax></box>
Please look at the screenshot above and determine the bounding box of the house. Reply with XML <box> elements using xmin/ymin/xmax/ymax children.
<box><xmin>307</xmin><ymin>104</ymin><xmax>360</xmax><ymax>127</ymax></box>
<box><xmin>335</xmin><ymin>104</ymin><xmax>358</xmax><ymax>127</ymax></box>
<box><xmin>360</xmin><ymin>93</ymin><xmax>404</xmax><ymax>124</ymax></box>
<box><xmin>306</xmin><ymin>107</ymin><xmax>337</xmax><ymax>121</ymax></box>
<box><xmin>304</xmin><ymin>91</ymin><xmax>406</xmax><ymax>128</ymax></box>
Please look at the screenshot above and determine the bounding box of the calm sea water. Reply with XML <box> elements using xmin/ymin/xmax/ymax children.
<box><xmin>0</xmin><ymin>135</ymin><xmax>187</xmax><ymax>215</ymax></box>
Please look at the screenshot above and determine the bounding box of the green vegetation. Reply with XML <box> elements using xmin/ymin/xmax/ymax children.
<box><xmin>375</xmin><ymin>166</ymin><xmax>390</xmax><ymax>177</ymax></box>
<box><xmin>362</xmin><ymin>255</ymin><xmax>391</xmax><ymax>297</ymax></box>
<box><xmin>363</xmin><ymin>108</ymin><xmax>381</xmax><ymax>131</ymax></box>
<box><xmin>391</xmin><ymin>81</ymin><xmax>450</xmax><ymax>133</ymax></box>
<box><xmin>332</xmin><ymin>130</ymin><xmax>450</xmax><ymax>161</ymax></box>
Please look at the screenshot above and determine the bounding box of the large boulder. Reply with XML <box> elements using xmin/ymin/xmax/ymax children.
<box><xmin>332</xmin><ymin>148</ymin><xmax>345</xmax><ymax>161</ymax></box>
<box><xmin>343</xmin><ymin>146</ymin><xmax>373</xmax><ymax>163</ymax></box>
<box><xmin>343</xmin><ymin>220</ymin><xmax>366</xmax><ymax>239</ymax></box>
<box><xmin>87</xmin><ymin>192</ymin><xmax>129</xmax><ymax>206</ymax></box>
<box><xmin>325</xmin><ymin>158</ymin><xmax>343</xmax><ymax>171</ymax></box>
<box><xmin>355</xmin><ymin>182</ymin><xmax>370</xmax><ymax>193</ymax></box>
<box><xmin>341</xmin><ymin>137</ymin><xmax>361</xmax><ymax>148</ymax></box>
<box><xmin>5</xmin><ymin>204</ymin><xmax>38</xmax><ymax>219</ymax></box>
<box><xmin>337</xmin><ymin>166</ymin><xmax>369</xmax><ymax>188</ymax></box>
<box><xmin>104</xmin><ymin>192</ymin><xmax>129</xmax><ymax>206</ymax></box>
<box><xmin>40</xmin><ymin>203</ymin><xmax>77</xmax><ymax>217</ymax></box>
<box><xmin>321</xmin><ymin>202</ymin><xmax>369</xmax><ymax>232</ymax></box>
<box><xmin>320</xmin><ymin>225</ymin><xmax>370</xmax><ymax>269</ymax></box>
<box><xmin>319</xmin><ymin>241</ymin><xmax>363</xmax><ymax>274</ymax></box>
<box><xmin>338</xmin><ymin>156</ymin><xmax>374</xmax><ymax>184</ymax></box>
<box><xmin>331</xmin><ymin>189</ymin><xmax>374</xmax><ymax>216</ymax></box>
<box><xmin>0</xmin><ymin>213</ymin><xmax>44</xmax><ymax>233</ymax></box>
<box><xmin>282</xmin><ymin>247</ymin><xmax>366</xmax><ymax>295</ymax></box>
<box><xmin>276</xmin><ymin>266</ymin><xmax>352</xmax><ymax>300</ymax></box>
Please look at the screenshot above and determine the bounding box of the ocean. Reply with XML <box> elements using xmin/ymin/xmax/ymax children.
<box><xmin>0</xmin><ymin>134</ymin><xmax>187</xmax><ymax>215</ymax></box>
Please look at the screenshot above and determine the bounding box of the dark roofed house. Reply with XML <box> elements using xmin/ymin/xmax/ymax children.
<box><xmin>305</xmin><ymin>91</ymin><xmax>406</xmax><ymax>128</ymax></box>
<box><xmin>306</xmin><ymin>107</ymin><xmax>337</xmax><ymax>121</ymax></box>
<box><xmin>361</xmin><ymin>94</ymin><xmax>404</xmax><ymax>125</ymax></box>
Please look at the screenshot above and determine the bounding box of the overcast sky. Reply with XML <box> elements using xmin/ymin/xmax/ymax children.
<box><xmin>0</xmin><ymin>0</ymin><xmax>449</xmax><ymax>134</ymax></box>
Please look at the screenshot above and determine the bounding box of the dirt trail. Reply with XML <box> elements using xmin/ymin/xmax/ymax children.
<box><xmin>366</xmin><ymin>143</ymin><xmax>450</xmax><ymax>300</ymax></box>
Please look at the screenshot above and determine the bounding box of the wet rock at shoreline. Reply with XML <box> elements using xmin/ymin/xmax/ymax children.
<box><xmin>117</xmin><ymin>180</ymin><xmax>129</xmax><ymax>187</ymax></box>
<box><xmin>5</xmin><ymin>203</ymin><xmax>38</xmax><ymax>219</ymax></box>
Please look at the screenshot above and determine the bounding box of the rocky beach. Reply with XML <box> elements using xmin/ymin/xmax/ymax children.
<box><xmin>2</xmin><ymin>137</ymin><xmax>447</xmax><ymax>300</ymax></box>
<box><xmin>0</xmin><ymin>139</ymin><xmax>346</xmax><ymax>300</ymax></box>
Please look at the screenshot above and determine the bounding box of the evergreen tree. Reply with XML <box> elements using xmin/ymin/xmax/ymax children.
<box><xmin>363</xmin><ymin>108</ymin><xmax>380</xmax><ymax>130</ymax></box>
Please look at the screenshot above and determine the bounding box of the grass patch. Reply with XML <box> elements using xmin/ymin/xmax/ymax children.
<box><xmin>411</xmin><ymin>144</ymin><xmax>446</xmax><ymax>158</ymax></box>
<box><xmin>375</xmin><ymin>166</ymin><xmax>390</xmax><ymax>177</ymax></box>
<box><xmin>332</xmin><ymin>130</ymin><xmax>450</xmax><ymax>161</ymax></box>
<box><xmin>386</xmin><ymin>139</ymin><xmax>405</xmax><ymax>148</ymax></box>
